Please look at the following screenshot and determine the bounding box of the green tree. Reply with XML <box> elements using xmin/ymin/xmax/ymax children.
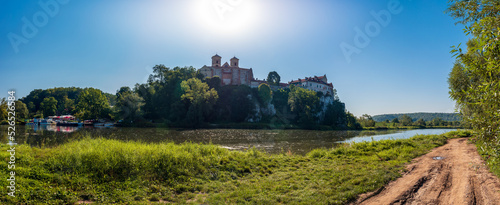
<box><xmin>400</xmin><ymin>115</ymin><xmax>413</xmax><ymax>126</ymax></box>
<box><xmin>431</xmin><ymin>118</ymin><xmax>445</xmax><ymax>127</ymax></box>
<box><xmin>346</xmin><ymin>112</ymin><xmax>362</xmax><ymax>130</ymax></box>
<box><xmin>40</xmin><ymin>97</ymin><xmax>58</xmax><ymax>116</ymax></box>
<box><xmin>322</xmin><ymin>100</ymin><xmax>346</xmax><ymax>128</ymax></box>
<box><xmin>230</xmin><ymin>86</ymin><xmax>254</xmax><ymax>122</ymax></box>
<box><xmin>204</xmin><ymin>76</ymin><xmax>221</xmax><ymax>91</ymax></box>
<box><xmin>258</xmin><ymin>83</ymin><xmax>272</xmax><ymax>105</ymax></box>
<box><xmin>391</xmin><ymin>118</ymin><xmax>399</xmax><ymax>124</ymax></box>
<box><xmin>181</xmin><ymin>78</ymin><xmax>218</xmax><ymax>127</ymax></box>
<box><xmin>414</xmin><ymin>118</ymin><xmax>426</xmax><ymax>128</ymax></box>
<box><xmin>272</xmin><ymin>88</ymin><xmax>290</xmax><ymax>113</ymax></box>
<box><xmin>142</xmin><ymin>65</ymin><xmax>200</xmax><ymax>121</ymax></box>
<box><xmin>104</xmin><ymin>93</ymin><xmax>117</xmax><ymax>107</ymax></box>
<box><xmin>75</xmin><ymin>88</ymin><xmax>111</xmax><ymax>120</ymax></box>
<box><xmin>288</xmin><ymin>86</ymin><xmax>319</xmax><ymax>126</ymax></box>
<box><xmin>58</xmin><ymin>96</ymin><xmax>75</xmax><ymax>115</ymax></box>
<box><xmin>266</xmin><ymin>71</ymin><xmax>281</xmax><ymax>86</ymax></box>
<box><xmin>0</xmin><ymin>98</ymin><xmax>7</xmax><ymax>121</ymax></box>
<box><xmin>20</xmin><ymin>87</ymin><xmax>84</xmax><ymax>117</ymax></box>
<box><xmin>358</xmin><ymin>114</ymin><xmax>376</xmax><ymax>128</ymax></box>
<box><xmin>115</xmin><ymin>86</ymin><xmax>144</xmax><ymax>124</ymax></box>
<box><xmin>15</xmin><ymin>100</ymin><xmax>29</xmax><ymax>121</ymax></box>
<box><xmin>447</xmin><ymin>0</ymin><xmax>500</xmax><ymax>141</ymax></box>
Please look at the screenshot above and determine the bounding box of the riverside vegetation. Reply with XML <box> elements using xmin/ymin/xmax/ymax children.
<box><xmin>446</xmin><ymin>0</ymin><xmax>500</xmax><ymax>180</ymax></box>
<box><xmin>1</xmin><ymin>68</ymin><xmax>354</xmax><ymax>130</ymax></box>
<box><xmin>0</xmin><ymin>130</ymin><xmax>470</xmax><ymax>204</ymax></box>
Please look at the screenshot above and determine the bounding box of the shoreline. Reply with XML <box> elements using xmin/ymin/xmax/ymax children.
<box><xmin>0</xmin><ymin>131</ymin><xmax>472</xmax><ymax>204</ymax></box>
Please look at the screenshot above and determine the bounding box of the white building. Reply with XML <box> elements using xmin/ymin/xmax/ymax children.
<box><xmin>288</xmin><ymin>75</ymin><xmax>334</xmax><ymax>95</ymax></box>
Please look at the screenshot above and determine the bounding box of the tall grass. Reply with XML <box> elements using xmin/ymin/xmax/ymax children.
<box><xmin>0</xmin><ymin>130</ymin><xmax>471</xmax><ymax>204</ymax></box>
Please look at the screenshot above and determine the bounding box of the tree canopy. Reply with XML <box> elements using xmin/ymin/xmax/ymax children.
<box><xmin>266</xmin><ymin>71</ymin><xmax>281</xmax><ymax>86</ymax></box>
<box><xmin>258</xmin><ymin>83</ymin><xmax>272</xmax><ymax>105</ymax></box>
<box><xmin>288</xmin><ymin>85</ymin><xmax>320</xmax><ymax>126</ymax></box>
<box><xmin>75</xmin><ymin>88</ymin><xmax>111</xmax><ymax>120</ymax></box>
<box><xmin>17</xmin><ymin>65</ymin><xmax>357</xmax><ymax>130</ymax></box>
<box><xmin>181</xmin><ymin>78</ymin><xmax>219</xmax><ymax>127</ymax></box>
<box><xmin>447</xmin><ymin>0</ymin><xmax>500</xmax><ymax>141</ymax></box>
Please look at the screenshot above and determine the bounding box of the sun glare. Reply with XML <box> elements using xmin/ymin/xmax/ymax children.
<box><xmin>192</xmin><ymin>0</ymin><xmax>260</xmax><ymax>37</ymax></box>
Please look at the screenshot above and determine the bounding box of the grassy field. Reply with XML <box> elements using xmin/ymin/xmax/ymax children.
<box><xmin>0</xmin><ymin>130</ymin><xmax>471</xmax><ymax>204</ymax></box>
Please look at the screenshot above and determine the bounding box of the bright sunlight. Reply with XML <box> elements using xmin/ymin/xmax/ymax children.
<box><xmin>191</xmin><ymin>0</ymin><xmax>261</xmax><ymax>37</ymax></box>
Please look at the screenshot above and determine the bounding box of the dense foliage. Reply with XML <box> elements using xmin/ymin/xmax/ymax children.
<box><xmin>357</xmin><ymin>113</ymin><xmax>462</xmax><ymax>129</ymax></box>
<box><xmin>446</xmin><ymin>0</ymin><xmax>500</xmax><ymax>175</ymax></box>
<box><xmin>266</xmin><ymin>71</ymin><xmax>281</xmax><ymax>86</ymax></box>
<box><xmin>17</xmin><ymin>87</ymin><xmax>114</xmax><ymax>120</ymax></box>
<box><xmin>372</xmin><ymin>112</ymin><xmax>462</xmax><ymax>122</ymax></box>
<box><xmin>14</xmin><ymin>66</ymin><xmax>354</xmax><ymax>129</ymax></box>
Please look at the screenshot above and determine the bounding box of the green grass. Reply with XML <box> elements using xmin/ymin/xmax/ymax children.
<box><xmin>0</xmin><ymin>130</ymin><xmax>471</xmax><ymax>204</ymax></box>
<box><xmin>473</xmin><ymin>136</ymin><xmax>500</xmax><ymax>177</ymax></box>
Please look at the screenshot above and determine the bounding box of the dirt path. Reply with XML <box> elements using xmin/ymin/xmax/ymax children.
<box><xmin>354</xmin><ymin>138</ymin><xmax>500</xmax><ymax>205</ymax></box>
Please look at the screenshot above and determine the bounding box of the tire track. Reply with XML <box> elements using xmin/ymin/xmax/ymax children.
<box><xmin>353</xmin><ymin>138</ymin><xmax>500</xmax><ymax>205</ymax></box>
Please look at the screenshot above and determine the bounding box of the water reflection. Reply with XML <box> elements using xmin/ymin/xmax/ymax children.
<box><xmin>33</xmin><ymin>124</ymin><xmax>80</xmax><ymax>133</ymax></box>
<box><xmin>340</xmin><ymin>129</ymin><xmax>457</xmax><ymax>143</ymax></box>
<box><xmin>0</xmin><ymin>125</ymin><xmax>456</xmax><ymax>155</ymax></box>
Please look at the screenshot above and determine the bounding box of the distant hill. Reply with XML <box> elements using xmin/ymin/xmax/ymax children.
<box><xmin>372</xmin><ymin>112</ymin><xmax>461</xmax><ymax>122</ymax></box>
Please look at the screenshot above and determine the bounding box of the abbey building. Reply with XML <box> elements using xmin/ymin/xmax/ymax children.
<box><xmin>199</xmin><ymin>54</ymin><xmax>335</xmax><ymax>96</ymax></box>
<box><xmin>199</xmin><ymin>54</ymin><xmax>254</xmax><ymax>86</ymax></box>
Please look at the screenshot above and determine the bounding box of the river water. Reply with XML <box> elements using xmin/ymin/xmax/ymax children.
<box><xmin>0</xmin><ymin>125</ymin><xmax>457</xmax><ymax>155</ymax></box>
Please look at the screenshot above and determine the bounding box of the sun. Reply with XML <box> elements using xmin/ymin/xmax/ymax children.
<box><xmin>192</xmin><ymin>0</ymin><xmax>261</xmax><ymax>36</ymax></box>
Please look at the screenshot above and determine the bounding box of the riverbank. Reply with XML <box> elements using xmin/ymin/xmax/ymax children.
<box><xmin>362</xmin><ymin>125</ymin><xmax>464</xmax><ymax>130</ymax></box>
<box><xmin>0</xmin><ymin>131</ymin><xmax>471</xmax><ymax>204</ymax></box>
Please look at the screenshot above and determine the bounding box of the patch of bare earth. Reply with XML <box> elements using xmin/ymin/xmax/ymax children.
<box><xmin>353</xmin><ymin>138</ymin><xmax>500</xmax><ymax>205</ymax></box>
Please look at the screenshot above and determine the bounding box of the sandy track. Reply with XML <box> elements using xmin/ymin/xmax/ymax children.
<box><xmin>354</xmin><ymin>138</ymin><xmax>500</xmax><ymax>205</ymax></box>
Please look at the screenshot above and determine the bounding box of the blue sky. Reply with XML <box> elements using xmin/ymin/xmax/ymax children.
<box><xmin>0</xmin><ymin>0</ymin><xmax>468</xmax><ymax>116</ymax></box>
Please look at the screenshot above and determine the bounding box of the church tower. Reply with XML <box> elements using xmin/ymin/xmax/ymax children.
<box><xmin>230</xmin><ymin>56</ymin><xmax>239</xmax><ymax>67</ymax></box>
<box><xmin>212</xmin><ymin>54</ymin><xmax>221</xmax><ymax>67</ymax></box>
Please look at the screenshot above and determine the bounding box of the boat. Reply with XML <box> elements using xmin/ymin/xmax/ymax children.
<box><xmin>83</xmin><ymin>120</ymin><xmax>95</xmax><ymax>126</ymax></box>
<box><xmin>94</xmin><ymin>122</ymin><xmax>115</xmax><ymax>128</ymax></box>
<box><xmin>39</xmin><ymin>119</ymin><xmax>57</xmax><ymax>125</ymax></box>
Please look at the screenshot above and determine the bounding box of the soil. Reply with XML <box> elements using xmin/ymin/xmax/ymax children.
<box><xmin>353</xmin><ymin>138</ymin><xmax>500</xmax><ymax>205</ymax></box>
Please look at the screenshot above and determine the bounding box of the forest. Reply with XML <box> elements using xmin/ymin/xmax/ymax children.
<box><xmin>372</xmin><ymin>113</ymin><xmax>461</xmax><ymax>122</ymax></box>
<box><xmin>0</xmin><ymin>65</ymin><xmax>356</xmax><ymax>129</ymax></box>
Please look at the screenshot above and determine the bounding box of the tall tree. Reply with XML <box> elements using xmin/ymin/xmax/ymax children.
<box><xmin>447</xmin><ymin>0</ymin><xmax>500</xmax><ymax>141</ymax></box>
<box><xmin>358</xmin><ymin>114</ymin><xmax>376</xmax><ymax>127</ymax></box>
<box><xmin>322</xmin><ymin>100</ymin><xmax>346</xmax><ymax>128</ymax></box>
<box><xmin>58</xmin><ymin>96</ymin><xmax>75</xmax><ymax>115</ymax></box>
<box><xmin>391</xmin><ymin>118</ymin><xmax>400</xmax><ymax>124</ymax></box>
<box><xmin>346</xmin><ymin>112</ymin><xmax>362</xmax><ymax>130</ymax></box>
<box><xmin>415</xmin><ymin>118</ymin><xmax>426</xmax><ymax>128</ymax></box>
<box><xmin>288</xmin><ymin>85</ymin><xmax>319</xmax><ymax>126</ymax></box>
<box><xmin>75</xmin><ymin>88</ymin><xmax>111</xmax><ymax>120</ymax></box>
<box><xmin>266</xmin><ymin>71</ymin><xmax>281</xmax><ymax>86</ymax></box>
<box><xmin>115</xmin><ymin>86</ymin><xmax>144</xmax><ymax>123</ymax></box>
<box><xmin>15</xmin><ymin>100</ymin><xmax>29</xmax><ymax>121</ymax></box>
<box><xmin>40</xmin><ymin>97</ymin><xmax>58</xmax><ymax>116</ymax></box>
<box><xmin>181</xmin><ymin>78</ymin><xmax>218</xmax><ymax>127</ymax></box>
<box><xmin>400</xmin><ymin>115</ymin><xmax>413</xmax><ymax>126</ymax></box>
<box><xmin>258</xmin><ymin>83</ymin><xmax>272</xmax><ymax>105</ymax></box>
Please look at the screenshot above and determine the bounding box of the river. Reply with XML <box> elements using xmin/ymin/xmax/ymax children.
<box><xmin>0</xmin><ymin>125</ymin><xmax>457</xmax><ymax>155</ymax></box>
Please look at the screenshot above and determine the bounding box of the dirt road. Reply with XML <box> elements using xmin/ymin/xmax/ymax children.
<box><xmin>354</xmin><ymin>138</ymin><xmax>500</xmax><ymax>205</ymax></box>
